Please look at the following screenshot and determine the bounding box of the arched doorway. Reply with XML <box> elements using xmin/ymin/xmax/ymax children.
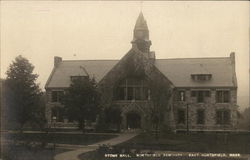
<box><xmin>126</xmin><ymin>112</ymin><xmax>141</xmax><ymax>129</ymax></box>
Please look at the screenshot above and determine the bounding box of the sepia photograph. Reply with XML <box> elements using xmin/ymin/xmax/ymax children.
<box><xmin>0</xmin><ymin>1</ymin><xmax>249</xmax><ymax>160</ymax></box>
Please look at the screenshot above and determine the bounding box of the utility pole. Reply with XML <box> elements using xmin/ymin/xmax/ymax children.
<box><xmin>186</xmin><ymin>104</ymin><xmax>189</xmax><ymax>134</ymax></box>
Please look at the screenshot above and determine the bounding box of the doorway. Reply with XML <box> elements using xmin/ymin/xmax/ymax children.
<box><xmin>126</xmin><ymin>112</ymin><xmax>141</xmax><ymax>129</ymax></box>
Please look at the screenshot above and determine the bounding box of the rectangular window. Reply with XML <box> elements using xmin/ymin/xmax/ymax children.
<box><xmin>51</xmin><ymin>91</ymin><xmax>64</xmax><ymax>102</ymax></box>
<box><xmin>70</xmin><ymin>76</ymin><xmax>87</xmax><ymax>82</ymax></box>
<box><xmin>192</xmin><ymin>90</ymin><xmax>210</xmax><ymax>103</ymax></box>
<box><xmin>116</xmin><ymin>87</ymin><xmax>125</xmax><ymax>100</ymax></box>
<box><xmin>216</xmin><ymin>91</ymin><xmax>230</xmax><ymax>103</ymax></box>
<box><xmin>177</xmin><ymin>110</ymin><xmax>185</xmax><ymax>124</ymax></box>
<box><xmin>177</xmin><ymin>91</ymin><xmax>185</xmax><ymax>101</ymax></box>
<box><xmin>197</xmin><ymin>109</ymin><xmax>205</xmax><ymax>124</ymax></box>
<box><xmin>135</xmin><ymin>87</ymin><xmax>141</xmax><ymax>100</ymax></box>
<box><xmin>127</xmin><ymin>87</ymin><xmax>133</xmax><ymax>100</ymax></box>
<box><xmin>142</xmin><ymin>87</ymin><xmax>148</xmax><ymax>100</ymax></box>
<box><xmin>191</xmin><ymin>91</ymin><xmax>196</xmax><ymax>97</ymax></box>
<box><xmin>197</xmin><ymin>91</ymin><xmax>204</xmax><ymax>103</ymax></box>
<box><xmin>216</xmin><ymin>110</ymin><xmax>230</xmax><ymax>125</ymax></box>
<box><xmin>52</xmin><ymin>91</ymin><xmax>58</xmax><ymax>102</ymax></box>
<box><xmin>205</xmin><ymin>91</ymin><xmax>210</xmax><ymax>97</ymax></box>
<box><xmin>197</xmin><ymin>75</ymin><xmax>206</xmax><ymax>81</ymax></box>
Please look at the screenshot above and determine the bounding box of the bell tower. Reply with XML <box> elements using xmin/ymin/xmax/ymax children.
<box><xmin>131</xmin><ymin>12</ymin><xmax>152</xmax><ymax>53</ymax></box>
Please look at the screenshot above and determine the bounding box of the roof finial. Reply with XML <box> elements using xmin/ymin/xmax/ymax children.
<box><xmin>140</xmin><ymin>1</ymin><xmax>143</xmax><ymax>13</ymax></box>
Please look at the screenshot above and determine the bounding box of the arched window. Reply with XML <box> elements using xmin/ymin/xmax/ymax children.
<box><xmin>114</xmin><ymin>77</ymin><xmax>150</xmax><ymax>101</ymax></box>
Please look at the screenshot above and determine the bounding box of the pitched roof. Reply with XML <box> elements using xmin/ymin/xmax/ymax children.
<box><xmin>155</xmin><ymin>57</ymin><xmax>235</xmax><ymax>88</ymax></box>
<box><xmin>45</xmin><ymin>56</ymin><xmax>236</xmax><ymax>89</ymax></box>
<box><xmin>45</xmin><ymin>60</ymin><xmax>118</xmax><ymax>88</ymax></box>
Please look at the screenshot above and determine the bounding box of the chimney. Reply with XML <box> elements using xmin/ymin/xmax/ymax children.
<box><xmin>230</xmin><ymin>52</ymin><xmax>237</xmax><ymax>87</ymax></box>
<box><xmin>230</xmin><ymin>52</ymin><xmax>235</xmax><ymax>65</ymax></box>
<box><xmin>54</xmin><ymin>56</ymin><xmax>62</xmax><ymax>67</ymax></box>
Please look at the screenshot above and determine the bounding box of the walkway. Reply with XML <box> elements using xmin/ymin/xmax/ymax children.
<box><xmin>54</xmin><ymin>133</ymin><xmax>138</xmax><ymax>160</ymax></box>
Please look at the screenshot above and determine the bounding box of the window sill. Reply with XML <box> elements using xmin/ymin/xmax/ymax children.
<box><xmin>177</xmin><ymin>123</ymin><xmax>186</xmax><ymax>126</ymax></box>
<box><xmin>114</xmin><ymin>100</ymin><xmax>150</xmax><ymax>102</ymax></box>
<box><xmin>49</xmin><ymin>102</ymin><xmax>63</xmax><ymax>105</ymax></box>
<box><xmin>215</xmin><ymin>124</ymin><xmax>231</xmax><ymax>126</ymax></box>
<box><xmin>215</xmin><ymin>102</ymin><xmax>230</xmax><ymax>104</ymax></box>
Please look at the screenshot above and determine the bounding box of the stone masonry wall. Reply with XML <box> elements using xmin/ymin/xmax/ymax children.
<box><xmin>173</xmin><ymin>88</ymin><xmax>238</xmax><ymax>131</ymax></box>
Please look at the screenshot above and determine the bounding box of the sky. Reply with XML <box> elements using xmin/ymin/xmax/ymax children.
<box><xmin>1</xmin><ymin>1</ymin><xmax>249</xmax><ymax>110</ymax></box>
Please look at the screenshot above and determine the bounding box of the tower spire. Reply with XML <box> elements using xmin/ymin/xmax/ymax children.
<box><xmin>132</xmin><ymin>12</ymin><xmax>151</xmax><ymax>53</ymax></box>
<box><xmin>140</xmin><ymin>1</ymin><xmax>143</xmax><ymax>14</ymax></box>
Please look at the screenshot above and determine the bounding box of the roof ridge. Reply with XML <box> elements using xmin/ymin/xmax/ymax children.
<box><xmin>62</xmin><ymin>59</ymin><xmax>119</xmax><ymax>62</ymax></box>
<box><xmin>156</xmin><ymin>57</ymin><xmax>230</xmax><ymax>60</ymax></box>
<box><xmin>61</xmin><ymin>57</ymin><xmax>229</xmax><ymax>62</ymax></box>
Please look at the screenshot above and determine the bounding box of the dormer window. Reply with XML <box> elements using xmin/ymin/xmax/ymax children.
<box><xmin>191</xmin><ymin>74</ymin><xmax>212</xmax><ymax>81</ymax></box>
<box><xmin>70</xmin><ymin>76</ymin><xmax>88</xmax><ymax>82</ymax></box>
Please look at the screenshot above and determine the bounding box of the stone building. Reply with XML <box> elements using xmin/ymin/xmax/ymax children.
<box><xmin>45</xmin><ymin>13</ymin><xmax>238</xmax><ymax>131</ymax></box>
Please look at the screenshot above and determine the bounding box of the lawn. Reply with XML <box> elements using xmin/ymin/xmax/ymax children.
<box><xmin>2</xmin><ymin>132</ymin><xmax>118</xmax><ymax>160</ymax></box>
<box><xmin>118</xmin><ymin>132</ymin><xmax>250</xmax><ymax>154</ymax></box>
<box><xmin>80</xmin><ymin>151</ymin><xmax>249</xmax><ymax>160</ymax></box>
<box><xmin>79</xmin><ymin>132</ymin><xmax>250</xmax><ymax>160</ymax></box>
<box><xmin>1</xmin><ymin>144</ymin><xmax>69</xmax><ymax>160</ymax></box>
<box><xmin>3</xmin><ymin>132</ymin><xmax>117</xmax><ymax>145</ymax></box>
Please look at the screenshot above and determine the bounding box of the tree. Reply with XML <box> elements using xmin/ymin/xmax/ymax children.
<box><xmin>104</xmin><ymin>105</ymin><xmax>122</xmax><ymax>132</ymax></box>
<box><xmin>5</xmin><ymin>55</ymin><xmax>44</xmax><ymax>131</ymax></box>
<box><xmin>63</xmin><ymin>76</ymin><xmax>100</xmax><ymax>132</ymax></box>
<box><xmin>238</xmin><ymin>107</ymin><xmax>250</xmax><ymax>130</ymax></box>
<box><xmin>148</xmin><ymin>80</ymin><xmax>172</xmax><ymax>137</ymax></box>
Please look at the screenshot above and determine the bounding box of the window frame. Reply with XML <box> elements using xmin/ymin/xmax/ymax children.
<box><xmin>216</xmin><ymin>90</ymin><xmax>230</xmax><ymax>103</ymax></box>
<box><xmin>177</xmin><ymin>90</ymin><xmax>186</xmax><ymax>102</ymax></box>
<box><xmin>114</xmin><ymin>78</ymin><xmax>150</xmax><ymax>101</ymax></box>
<box><xmin>51</xmin><ymin>90</ymin><xmax>64</xmax><ymax>103</ymax></box>
<box><xmin>196</xmin><ymin>109</ymin><xmax>205</xmax><ymax>125</ymax></box>
<box><xmin>191</xmin><ymin>90</ymin><xmax>211</xmax><ymax>103</ymax></box>
<box><xmin>70</xmin><ymin>76</ymin><xmax>88</xmax><ymax>82</ymax></box>
<box><xmin>177</xmin><ymin>109</ymin><xmax>186</xmax><ymax>124</ymax></box>
<box><xmin>216</xmin><ymin>109</ymin><xmax>231</xmax><ymax>125</ymax></box>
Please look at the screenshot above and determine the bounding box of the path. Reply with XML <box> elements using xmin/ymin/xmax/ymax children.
<box><xmin>54</xmin><ymin>133</ymin><xmax>138</xmax><ymax>160</ymax></box>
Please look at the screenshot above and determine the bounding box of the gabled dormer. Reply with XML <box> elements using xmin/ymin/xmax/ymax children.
<box><xmin>191</xmin><ymin>63</ymin><xmax>212</xmax><ymax>82</ymax></box>
<box><xmin>191</xmin><ymin>74</ymin><xmax>212</xmax><ymax>81</ymax></box>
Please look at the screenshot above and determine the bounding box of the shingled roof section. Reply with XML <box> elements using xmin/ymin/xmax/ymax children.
<box><xmin>45</xmin><ymin>60</ymin><xmax>118</xmax><ymax>88</ymax></box>
<box><xmin>45</xmin><ymin>56</ymin><xmax>236</xmax><ymax>89</ymax></box>
<box><xmin>155</xmin><ymin>57</ymin><xmax>236</xmax><ymax>88</ymax></box>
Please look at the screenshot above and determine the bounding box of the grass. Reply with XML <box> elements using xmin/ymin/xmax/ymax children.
<box><xmin>118</xmin><ymin>132</ymin><xmax>250</xmax><ymax>154</ymax></box>
<box><xmin>2</xmin><ymin>143</ymin><xmax>70</xmax><ymax>160</ymax></box>
<box><xmin>79</xmin><ymin>132</ymin><xmax>250</xmax><ymax>160</ymax></box>
<box><xmin>2</xmin><ymin>132</ymin><xmax>118</xmax><ymax>160</ymax></box>
<box><xmin>79</xmin><ymin>151</ymin><xmax>249</xmax><ymax>160</ymax></box>
<box><xmin>3</xmin><ymin>132</ymin><xmax>117</xmax><ymax>145</ymax></box>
